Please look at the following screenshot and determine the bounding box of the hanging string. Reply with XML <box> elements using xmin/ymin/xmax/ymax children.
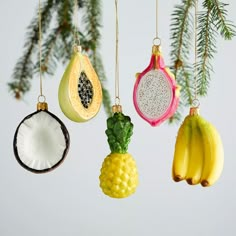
<box><xmin>115</xmin><ymin>0</ymin><xmax>120</xmax><ymax>105</ymax></box>
<box><xmin>73</xmin><ymin>0</ymin><xmax>80</xmax><ymax>47</ymax></box>
<box><xmin>153</xmin><ymin>0</ymin><xmax>161</xmax><ymax>46</ymax></box>
<box><xmin>38</xmin><ymin>0</ymin><xmax>45</xmax><ymax>102</ymax></box>
<box><xmin>193</xmin><ymin>0</ymin><xmax>199</xmax><ymax>106</ymax></box>
<box><xmin>156</xmin><ymin>0</ymin><xmax>158</xmax><ymax>38</ymax></box>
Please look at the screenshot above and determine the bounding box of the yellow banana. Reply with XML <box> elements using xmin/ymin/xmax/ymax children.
<box><xmin>185</xmin><ymin>116</ymin><xmax>204</xmax><ymax>185</ymax></box>
<box><xmin>172</xmin><ymin>116</ymin><xmax>191</xmax><ymax>182</ymax></box>
<box><xmin>199</xmin><ymin>119</ymin><xmax>224</xmax><ymax>187</ymax></box>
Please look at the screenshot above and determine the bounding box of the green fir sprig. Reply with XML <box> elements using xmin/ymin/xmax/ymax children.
<box><xmin>169</xmin><ymin>0</ymin><xmax>236</xmax><ymax>123</ymax></box>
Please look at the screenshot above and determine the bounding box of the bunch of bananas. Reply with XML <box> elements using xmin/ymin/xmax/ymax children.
<box><xmin>99</xmin><ymin>105</ymin><xmax>138</xmax><ymax>198</ymax></box>
<box><xmin>172</xmin><ymin>107</ymin><xmax>224</xmax><ymax>187</ymax></box>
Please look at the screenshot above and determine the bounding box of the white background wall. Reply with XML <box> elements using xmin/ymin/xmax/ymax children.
<box><xmin>0</xmin><ymin>0</ymin><xmax>236</xmax><ymax>235</ymax></box>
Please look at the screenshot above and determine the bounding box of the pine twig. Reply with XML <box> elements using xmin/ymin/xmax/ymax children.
<box><xmin>9</xmin><ymin>0</ymin><xmax>55</xmax><ymax>98</ymax></box>
<box><xmin>209</xmin><ymin>0</ymin><xmax>236</xmax><ymax>40</ymax></box>
<box><xmin>169</xmin><ymin>0</ymin><xmax>194</xmax><ymax>123</ymax></box>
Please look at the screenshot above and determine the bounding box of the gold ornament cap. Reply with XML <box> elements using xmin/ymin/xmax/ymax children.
<box><xmin>189</xmin><ymin>107</ymin><xmax>199</xmax><ymax>116</ymax></box>
<box><xmin>152</xmin><ymin>45</ymin><xmax>161</xmax><ymax>55</ymax></box>
<box><xmin>112</xmin><ymin>105</ymin><xmax>122</xmax><ymax>113</ymax></box>
<box><xmin>37</xmin><ymin>102</ymin><xmax>48</xmax><ymax>111</ymax></box>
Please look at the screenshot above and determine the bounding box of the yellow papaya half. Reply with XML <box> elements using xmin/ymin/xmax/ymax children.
<box><xmin>58</xmin><ymin>48</ymin><xmax>102</xmax><ymax>122</ymax></box>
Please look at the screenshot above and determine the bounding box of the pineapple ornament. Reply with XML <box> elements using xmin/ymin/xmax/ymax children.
<box><xmin>172</xmin><ymin>0</ymin><xmax>224</xmax><ymax>187</ymax></box>
<box><xmin>13</xmin><ymin>0</ymin><xmax>70</xmax><ymax>173</ymax></box>
<box><xmin>99</xmin><ymin>0</ymin><xmax>138</xmax><ymax>198</ymax></box>
<box><xmin>100</xmin><ymin>105</ymin><xmax>138</xmax><ymax>198</ymax></box>
<box><xmin>133</xmin><ymin>0</ymin><xmax>180</xmax><ymax>126</ymax></box>
<box><xmin>58</xmin><ymin>0</ymin><xmax>102</xmax><ymax>122</ymax></box>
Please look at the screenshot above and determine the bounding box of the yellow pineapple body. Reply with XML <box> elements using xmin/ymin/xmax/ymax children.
<box><xmin>99</xmin><ymin>153</ymin><xmax>138</xmax><ymax>198</ymax></box>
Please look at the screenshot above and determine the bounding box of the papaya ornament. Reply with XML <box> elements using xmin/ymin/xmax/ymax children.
<box><xmin>99</xmin><ymin>0</ymin><xmax>139</xmax><ymax>198</ymax></box>
<box><xmin>13</xmin><ymin>0</ymin><xmax>70</xmax><ymax>173</ymax></box>
<box><xmin>58</xmin><ymin>0</ymin><xmax>102</xmax><ymax>122</ymax></box>
<box><xmin>133</xmin><ymin>0</ymin><xmax>180</xmax><ymax>126</ymax></box>
<box><xmin>172</xmin><ymin>0</ymin><xmax>224</xmax><ymax>187</ymax></box>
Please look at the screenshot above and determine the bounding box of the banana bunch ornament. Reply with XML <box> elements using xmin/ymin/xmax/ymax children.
<box><xmin>58</xmin><ymin>45</ymin><xmax>102</xmax><ymax>122</ymax></box>
<box><xmin>172</xmin><ymin>107</ymin><xmax>224</xmax><ymax>187</ymax></box>
<box><xmin>99</xmin><ymin>105</ymin><xmax>139</xmax><ymax>198</ymax></box>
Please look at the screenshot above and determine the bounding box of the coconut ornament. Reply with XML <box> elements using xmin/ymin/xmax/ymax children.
<box><xmin>14</xmin><ymin>102</ymin><xmax>70</xmax><ymax>173</ymax></box>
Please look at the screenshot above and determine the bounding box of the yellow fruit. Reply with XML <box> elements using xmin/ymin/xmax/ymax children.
<box><xmin>172</xmin><ymin>107</ymin><xmax>224</xmax><ymax>187</ymax></box>
<box><xmin>99</xmin><ymin>153</ymin><xmax>138</xmax><ymax>198</ymax></box>
<box><xmin>172</xmin><ymin>117</ymin><xmax>191</xmax><ymax>182</ymax></box>
<box><xmin>198</xmin><ymin>119</ymin><xmax>224</xmax><ymax>187</ymax></box>
<box><xmin>185</xmin><ymin>117</ymin><xmax>204</xmax><ymax>185</ymax></box>
<box><xmin>58</xmin><ymin>47</ymin><xmax>102</xmax><ymax>122</ymax></box>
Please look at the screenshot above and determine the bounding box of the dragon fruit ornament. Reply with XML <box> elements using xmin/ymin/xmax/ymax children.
<box><xmin>133</xmin><ymin>44</ymin><xmax>180</xmax><ymax>127</ymax></box>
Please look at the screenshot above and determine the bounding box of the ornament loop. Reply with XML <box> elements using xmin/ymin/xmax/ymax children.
<box><xmin>153</xmin><ymin>37</ymin><xmax>161</xmax><ymax>46</ymax></box>
<box><xmin>38</xmin><ymin>95</ymin><xmax>46</xmax><ymax>103</ymax></box>
<box><xmin>115</xmin><ymin>96</ymin><xmax>120</xmax><ymax>105</ymax></box>
<box><xmin>192</xmin><ymin>98</ymin><xmax>200</xmax><ymax>108</ymax></box>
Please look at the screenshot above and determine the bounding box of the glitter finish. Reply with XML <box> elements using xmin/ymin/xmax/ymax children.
<box><xmin>137</xmin><ymin>69</ymin><xmax>173</xmax><ymax>120</ymax></box>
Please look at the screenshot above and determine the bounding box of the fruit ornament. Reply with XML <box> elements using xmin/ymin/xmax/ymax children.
<box><xmin>13</xmin><ymin>0</ymin><xmax>70</xmax><ymax>173</ymax></box>
<box><xmin>99</xmin><ymin>105</ymin><xmax>138</xmax><ymax>198</ymax></box>
<box><xmin>172</xmin><ymin>0</ymin><xmax>224</xmax><ymax>187</ymax></box>
<box><xmin>14</xmin><ymin>102</ymin><xmax>70</xmax><ymax>173</ymax></box>
<box><xmin>99</xmin><ymin>0</ymin><xmax>138</xmax><ymax>198</ymax></box>
<box><xmin>58</xmin><ymin>0</ymin><xmax>102</xmax><ymax>122</ymax></box>
<box><xmin>172</xmin><ymin>107</ymin><xmax>224</xmax><ymax>187</ymax></box>
<box><xmin>133</xmin><ymin>45</ymin><xmax>180</xmax><ymax>126</ymax></box>
<box><xmin>133</xmin><ymin>0</ymin><xmax>180</xmax><ymax>126</ymax></box>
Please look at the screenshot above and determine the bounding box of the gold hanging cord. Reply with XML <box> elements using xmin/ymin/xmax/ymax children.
<box><xmin>192</xmin><ymin>0</ymin><xmax>200</xmax><ymax>107</ymax></box>
<box><xmin>153</xmin><ymin>0</ymin><xmax>161</xmax><ymax>46</ymax></box>
<box><xmin>73</xmin><ymin>0</ymin><xmax>81</xmax><ymax>48</ymax></box>
<box><xmin>38</xmin><ymin>0</ymin><xmax>46</xmax><ymax>103</ymax></box>
<box><xmin>115</xmin><ymin>0</ymin><xmax>120</xmax><ymax>105</ymax></box>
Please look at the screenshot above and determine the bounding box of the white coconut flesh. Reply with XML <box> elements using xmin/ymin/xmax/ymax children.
<box><xmin>137</xmin><ymin>69</ymin><xmax>173</xmax><ymax>120</ymax></box>
<box><xmin>15</xmin><ymin>111</ymin><xmax>68</xmax><ymax>171</ymax></box>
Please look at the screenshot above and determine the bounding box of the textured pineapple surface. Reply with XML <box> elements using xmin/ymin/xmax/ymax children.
<box><xmin>99</xmin><ymin>153</ymin><xmax>138</xmax><ymax>198</ymax></box>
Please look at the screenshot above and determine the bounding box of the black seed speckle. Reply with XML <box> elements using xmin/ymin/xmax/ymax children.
<box><xmin>78</xmin><ymin>72</ymin><xmax>94</xmax><ymax>109</ymax></box>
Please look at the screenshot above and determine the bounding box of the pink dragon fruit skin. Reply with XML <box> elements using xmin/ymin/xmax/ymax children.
<box><xmin>133</xmin><ymin>45</ymin><xmax>180</xmax><ymax>127</ymax></box>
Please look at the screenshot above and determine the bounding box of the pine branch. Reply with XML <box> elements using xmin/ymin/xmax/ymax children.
<box><xmin>169</xmin><ymin>0</ymin><xmax>195</xmax><ymax>122</ymax></box>
<box><xmin>9</xmin><ymin>0</ymin><xmax>55</xmax><ymax>98</ymax></box>
<box><xmin>170</xmin><ymin>0</ymin><xmax>194</xmax><ymax>75</ymax></box>
<box><xmin>37</xmin><ymin>0</ymin><xmax>74</xmax><ymax>74</ymax></box>
<box><xmin>197</xmin><ymin>3</ymin><xmax>217</xmax><ymax>95</ymax></box>
<box><xmin>209</xmin><ymin>0</ymin><xmax>236</xmax><ymax>39</ymax></box>
<box><xmin>169</xmin><ymin>0</ymin><xmax>236</xmax><ymax>123</ymax></box>
<box><xmin>196</xmin><ymin>0</ymin><xmax>236</xmax><ymax>96</ymax></box>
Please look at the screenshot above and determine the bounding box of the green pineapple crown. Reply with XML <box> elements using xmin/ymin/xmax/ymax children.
<box><xmin>105</xmin><ymin>112</ymin><xmax>133</xmax><ymax>154</ymax></box>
